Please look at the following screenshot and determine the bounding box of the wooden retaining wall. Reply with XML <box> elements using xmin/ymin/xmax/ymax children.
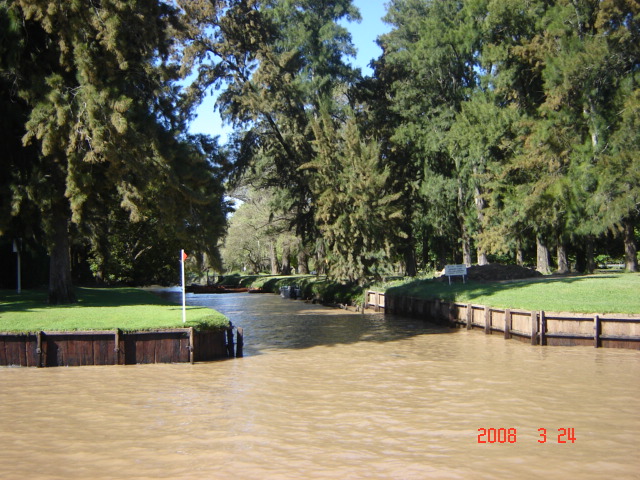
<box><xmin>367</xmin><ymin>291</ymin><xmax>640</xmax><ymax>350</ymax></box>
<box><xmin>0</xmin><ymin>326</ymin><xmax>244</xmax><ymax>367</ymax></box>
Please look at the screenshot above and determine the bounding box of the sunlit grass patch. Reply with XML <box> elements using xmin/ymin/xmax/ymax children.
<box><xmin>0</xmin><ymin>287</ymin><xmax>229</xmax><ymax>333</ymax></box>
<box><xmin>386</xmin><ymin>273</ymin><xmax>640</xmax><ymax>314</ymax></box>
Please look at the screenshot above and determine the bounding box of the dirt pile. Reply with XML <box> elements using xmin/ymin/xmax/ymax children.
<box><xmin>465</xmin><ymin>263</ymin><xmax>542</xmax><ymax>282</ymax></box>
<box><xmin>437</xmin><ymin>263</ymin><xmax>542</xmax><ymax>282</ymax></box>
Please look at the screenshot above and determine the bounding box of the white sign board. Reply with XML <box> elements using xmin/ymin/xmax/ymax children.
<box><xmin>444</xmin><ymin>264</ymin><xmax>467</xmax><ymax>284</ymax></box>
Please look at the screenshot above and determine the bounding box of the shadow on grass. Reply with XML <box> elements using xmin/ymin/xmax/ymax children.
<box><xmin>0</xmin><ymin>287</ymin><xmax>173</xmax><ymax>314</ymax></box>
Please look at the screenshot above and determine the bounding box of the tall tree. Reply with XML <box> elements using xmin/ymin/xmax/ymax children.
<box><xmin>377</xmin><ymin>0</ymin><xmax>485</xmax><ymax>268</ymax></box>
<box><xmin>1</xmin><ymin>0</ymin><xmax>228</xmax><ymax>302</ymax></box>
<box><xmin>179</xmin><ymin>0</ymin><xmax>360</xmax><ymax>245</ymax></box>
<box><xmin>302</xmin><ymin>106</ymin><xmax>402</xmax><ymax>283</ymax></box>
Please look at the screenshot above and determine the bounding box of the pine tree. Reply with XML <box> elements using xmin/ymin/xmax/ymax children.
<box><xmin>1</xmin><ymin>1</ymin><xmax>229</xmax><ymax>302</ymax></box>
<box><xmin>303</xmin><ymin>107</ymin><xmax>402</xmax><ymax>284</ymax></box>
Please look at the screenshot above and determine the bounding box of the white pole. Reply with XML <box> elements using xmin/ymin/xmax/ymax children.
<box><xmin>181</xmin><ymin>249</ymin><xmax>186</xmax><ymax>323</ymax></box>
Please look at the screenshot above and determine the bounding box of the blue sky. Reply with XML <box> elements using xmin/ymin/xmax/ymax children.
<box><xmin>188</xmin><ymin>0</ymin><xmax>391</xmax><ymax>141</ymax></box>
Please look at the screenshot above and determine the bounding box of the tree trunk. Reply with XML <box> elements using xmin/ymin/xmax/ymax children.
<box><xmin>462</xmin><ymin>235</ymin><xmax>472</xmax><ymax>267</ymax></box>
<box><xmin>297</xmin><ymin>245</ymin><xmax>309</xmax><ymax>275</ymax></box>
<box><xmin>557</xmin><ymin>240</ymin><xmax>569</xmax><ymax>274</ymax></box>
<box><xmin>516</xmin><ymin>238</ymin><xmax>524</xmax><ymax>266</ymax></box>
<box><xmin>623</xmin><ymin>218</ymin><xmax>638</xmax><ymax>272</ymax></box>
<box><xmin>280</xmin><ymin>244</ymin><xmax>291</xmax><ymax>275</ymax></box>
<box><xmin>458</xmin><ymin>180</ymin><xmax>472</xmax><ymax>267</ymax></box>
<box><xmin>269</xmin><ymin>241</ymin><xmax>279</xmax><ymax>275</ymax></box>
<box><xmin>536</xmin><ymin>235</ymin><xmax>551</xmax><ymax>275</ymax></box>
<box><xmin>585</xmin><ymin>236</ymin><xmax>595</xmax><ymax>273</ymax></box>
<box><xmin>404</xmin><ymin>248</ymin><xmax>417</xmax><ymax>277</ymax></box>
<box><xmin>421</xmin><ymin>234</ymin><xmax>430</xmax><ymax>270</ymax></box>
<box><xmin>474</xmin><ymin>172</ymin><xmax>488</xmax><ymax>266</ymax></box>
<box><xmin>48</xmin><ymin>211</ymin><xmax>76</xmax><ymax>305</ymax></box>
<box><xmin>314</xmin><ymin>239</ymin><xmax>325</xmax><ymax>275</ymax></box>
<box><xmin>477</xmin><ymin>248</ymin><xmax>488</xmax><ymax>266</ymax></box>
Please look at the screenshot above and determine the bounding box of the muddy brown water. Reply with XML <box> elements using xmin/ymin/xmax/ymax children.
<box><xmin>1</xmin><ymin>291</ymin><xmax>639</xmax><ymax>479</ymax></box>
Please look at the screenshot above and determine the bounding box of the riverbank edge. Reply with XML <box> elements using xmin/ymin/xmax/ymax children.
<box><xmin>0</xmin><ymin>287</ymin><xmax>231</xmax><ymax>333</ymax></box>
<box><xmin>369</xmin><ymin>291</ymin><xmax>640</xmax><ymax>350</ymax></box>
<box><xmin>212</xmin><ymin>272</ymin><xmax>640</xmax><ymax>316</ymax></box>
<box><xmin>0</xmin><ymin>326</ymin><xmax>244</xmax><ymax>367</ymax></box>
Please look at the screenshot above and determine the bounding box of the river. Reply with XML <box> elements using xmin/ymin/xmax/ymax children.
<box><xmin>1</xmin><ymin>291</ymin><xmax>639</xmax><ymax>479</ymax></box>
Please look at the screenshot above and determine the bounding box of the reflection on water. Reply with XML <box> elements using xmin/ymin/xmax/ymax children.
<box><xmin>1</xmin><ymin>291</ymin><xmax>639</xmax><ymax>479</ymax></box>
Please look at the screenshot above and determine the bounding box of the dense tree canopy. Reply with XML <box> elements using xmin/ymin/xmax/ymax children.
<box><xmin>0</xmin><ymin>0</ymin><xmax>229</xmax><ymax>301</ymax></box>
<box><xmin>2</xmin><ymin>0</ymin><xmax>638</xmax><ymax>294</ymax></box>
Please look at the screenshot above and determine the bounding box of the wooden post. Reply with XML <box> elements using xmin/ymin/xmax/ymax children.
<box><xmin>188</xmin><ymin>327</ymin><xmax>195</xmax><ymax>364</ymax></box>
<box><xmin>531</xmin><ymin>311</ymin><xmax>538</xmax><ymax>345</ymax></box>
<box><xmin>114</xmin><ymin>329</ymin><xmax>121</xmax><ymax>365</ymax></box>
<box><xmin>466</xmin><ymin>304</ymin><xmax>473</xmax><ymax>330</ymax></box>
<box><xmin>484</xmin><ymin>306</ymin><xmax>491</xmax><ymax>334</ymax></box>
<box><xmin>236</xmin><ymin>327</ymin><xmax>244</xmax><ymax>358</ymax></box>
<box><xmin>504</xmin><ymin>309</ymin><xmax>511</xmax><ymax>339</ymax></box>
<box><xmin>36</xmin><ymin>331</ymin><xmax>43</xmax><ymax>368</ymax></box>
<box><xmin>226</xmin><ymin>327</ymin><xmax>235</xmax><ymax>358</ymax></box>
<box><xmin>540</xmin><ymin>311</ymin><xmax>547</xmax><ymax>346</ymax></box>
<box><xmin>594</xmin><ymin>315</ymin><xmax>601</xmax><ymax>348</ymax></box>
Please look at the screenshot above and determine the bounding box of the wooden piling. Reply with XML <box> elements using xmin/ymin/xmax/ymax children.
<box><xmin>36</xmin><ymin>331</ymin><xmax>43</xmax><ymax>368</ymax></box>
<box><xmin>531</xmin><ymin>311</ymin><xmax>538</xmax><ymax>345</ymax></box>
<box><xmin>504</xmin><ymin>310</ymin><xmax>511</xmax><ymax>340</ymax></box>
<box><xmin>236</xmin><ymin>327</ymin><xmax>244</xmax><ymax>358</ymax></box>
<box><xmin>466</xmin><ymin>304</ymin><xmax>473</xmax><ymax>330</ymax></box>
<box><xmin>188</xmin><ymin>327</ymin><xmax>195</xmax><ymax>364</ymax></box>
<box><xmin>484</xmin><ymin>306</ymin><xmax>491</xmax><ymax>334</ymax></box>
<box><xmin>114</xmin><ymin>329</ymin><xmax>121</xmax><ymax>365</ymax></box>
<box><xmin>540</xmin><ymin>311</ymin><xmax>547</xmax><ymax>346</ymax></box>
<box><xmin>594</xmin><ymin>315</ymin><xmax>601</xmax><ymax>348</ymax></box>
<box><xmin>226</xmin><ymin>327</ymin><xmax>235</xmax><ymax>358</ymax></box>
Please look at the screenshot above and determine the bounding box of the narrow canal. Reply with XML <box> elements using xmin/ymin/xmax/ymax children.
<box><xmin>1</xmin><ymin>291</ymin><xmax>639</xmax><ymax>479</ymax></box>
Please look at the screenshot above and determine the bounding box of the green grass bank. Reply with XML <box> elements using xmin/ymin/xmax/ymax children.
<box><xmin>385</xmin><ymin>273</ymin><xmax>640</xmax><ymax>315</ymax></box>
<box><xmin>0</xmin><ymin>287</ymin><xmax>229</xmax><ymax>333</ymax></box>
<box><xmin>219</xmin><ymin>273</ymin><xmax>365</xmax><ymax>305</ymax></box>
<box><xmin>219</xmin><ymin>272</ymin><xmax>640</xmax><ymax>315</ymax></box>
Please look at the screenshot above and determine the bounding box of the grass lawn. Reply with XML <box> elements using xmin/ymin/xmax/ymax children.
<box><xmin>0</xmin><ymin>287</ymin><xmax>229</xmax><ymax>333</ymax></box>
<box><xmin>385</xmin><ymin>273</ymin><xmax>640</xmax><ymax>314</ymax></box>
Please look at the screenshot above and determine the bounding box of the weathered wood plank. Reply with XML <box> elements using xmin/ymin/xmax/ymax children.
<box><xmin>189</xmin><ymin>327</ymin><xmax>194</xmax><ymax>364</ymax></box>
<box><xmin>504</xmin><ymin>309</ymin><xmax>511</xmax><ymax>340</ymax></box>
<box><xmin>484</xmin><ymin>306</ymin><xmax>491</xmax><ymax>334</ymax></box>
<box><xmin>1</xmin><ymin>329</ymin><xmax>231</xmax><ymax>366</ymax></box>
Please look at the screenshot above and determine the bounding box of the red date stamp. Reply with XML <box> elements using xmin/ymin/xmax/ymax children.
<box><xmin>477</xmin><ymin>427</ymin><xmax>576</xmax><ymax>444</ymax></box>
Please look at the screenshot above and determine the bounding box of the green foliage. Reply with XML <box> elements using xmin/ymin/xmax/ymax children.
<box><xmin>6</xmin><ymin>0</ymin><xmax>636</xmax><ymax>294</ymax></box>
<box><xmin>215</xmin><ymin>274</ymin><xmax>366</xmax><ymax>306</ymax></box>
<box><xmin>303</xmin><ymin>107</ymin><xmax>403</xmax><ymax>284</ymax></box>
<box><xmin>221</xmin><ymin>188</ymin><xmax>298</xmax><ymax>274</ymax></box>
<box><xmin>375</xmin><ymin>0</ymin><xmax>639</xmax><ymax>273</ymax></box>
<box><xmin>0</xmin><ymin>1</ymin><xmax>230</xmax><ymax>297</ymax></box>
